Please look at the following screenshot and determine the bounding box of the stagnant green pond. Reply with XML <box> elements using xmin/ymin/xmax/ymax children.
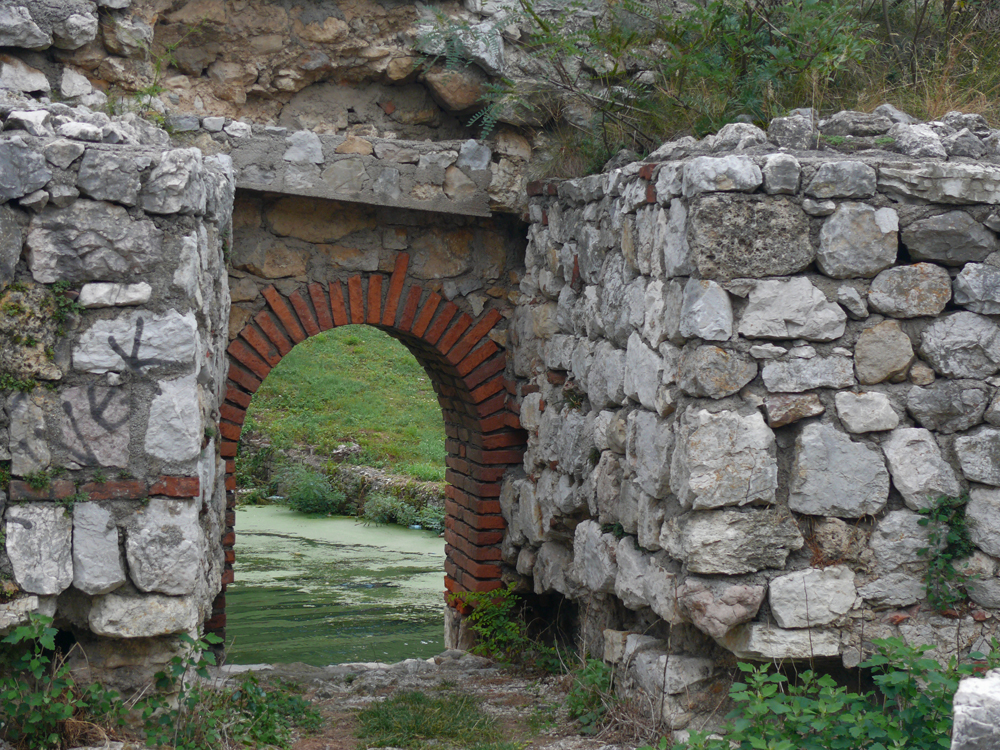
<box><xmin>225</xmin><ymin>506</ymin><xmax>446</xmax><ymax>666</ymax></box>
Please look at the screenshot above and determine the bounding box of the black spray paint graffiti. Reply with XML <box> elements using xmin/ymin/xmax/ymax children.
<box><xmin>62</xmin><ymin>384</ymin><xmax>130</xmax><ymax>467</ymax></box>
<box><xmin>107</xmin><ymin>317</ymin><xmax>173</xmax><ymax>374</ymax></box>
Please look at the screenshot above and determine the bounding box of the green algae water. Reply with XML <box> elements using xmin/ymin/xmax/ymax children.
<box><xmin>225</xmin><ymin>506</ymin><xmax>446</xmax><ymax>666</ymax></box>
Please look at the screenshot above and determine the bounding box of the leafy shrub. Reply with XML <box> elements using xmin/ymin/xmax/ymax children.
<box><xmin>362</xmin><ymin>492</ymin><xmax>445</xmax><ymax>532</ymax></box>
<box><xmin>566</xmin><ymin>659</ymin><xmax>616</xmax><ymax>734</ymax></box>
<box><xmin>454</xmin><ymin>583</ymin><xmax>558</xmax><ymax>671</ymax></box>
<box><xmin>278</xmin><ymin>464</ymin><xmax>351</xmax><ymax>515</ymax></box>
<box><xmin>918</xmin><ymin>494</ymin><xmax>976</xmax><ymax>613</ymax></box>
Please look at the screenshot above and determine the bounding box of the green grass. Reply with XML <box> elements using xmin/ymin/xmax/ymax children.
<box><xmin>243</xmin><ymin>326</ymin><xmax>446</xmax><ymax>481</ymax></box>
<box><xmin>356</xmin><ymin>691</ymin><xmax>513</xmax><ymax>750</ymax></box>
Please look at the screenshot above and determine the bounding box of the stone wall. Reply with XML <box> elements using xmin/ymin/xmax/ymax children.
<box><xmin>507</xmin><ymin>110</ymin><xmax>1000</xmax><ymax>729</ymax></box>
<box><xmin>0</xmin><ymin>88</ymin><xmax>233</xmax><ymax>689</ymax></box>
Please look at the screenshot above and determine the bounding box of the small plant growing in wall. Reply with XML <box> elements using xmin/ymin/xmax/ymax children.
<box><xmin>917</xmin><ymin>494</ymin><xmax>977</xmax><ymax>614</ymax></box>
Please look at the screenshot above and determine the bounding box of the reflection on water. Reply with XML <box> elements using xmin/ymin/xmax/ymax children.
<box><xmin>225</xmin><ymin>505</ymin><xmax>446</xmax><ymax>666</ymax></box>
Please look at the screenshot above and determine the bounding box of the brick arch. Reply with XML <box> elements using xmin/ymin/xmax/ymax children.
<box><xmin>206</xmin><ymin>252</ymin><xmax>525</xmax><ymax>636</ymax></box>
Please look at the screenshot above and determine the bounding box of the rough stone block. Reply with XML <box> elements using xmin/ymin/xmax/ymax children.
<box><xmin>769</xmin><ymin>566</ymin><xmax>857</xmax><ymax>628</ymax></box>
<box><xmin>6</xmin><ymin>504</ymin><xmax>72</xmax><ymax>596</ymax></box>
<box><xmin>817</xmin><ymin>203</ymin><xmax>898</xmax><ymax>279</ymax></box>
<box><xmin>882</xmin><ymin>427</ymin><xmax>962</xmax><ymax>511</ymax></box>
<box><xmin>72</xmin><ymin>502</ymin><xmax>126</xmax><ymax>595</ymax></box>
<box><xmin>125</xmin><ymin>498</ymin><xmax>204</xmax><ymax>596</ymax></box>
<box><xmin>738</xmin><ymin>277</ymin><xmax>846</xmax><ymax>341</ymax></box>
<box><xmin>89</xmin><ymin>592</ymin><xmax>199</xmax><ymax>638</ymax></box>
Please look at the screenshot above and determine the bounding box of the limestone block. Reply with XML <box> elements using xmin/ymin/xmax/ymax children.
<box><xmin>675</xmin><ymin>576</ymin><xmax>766</xmax><ymax>639</ymax></box>
<box><xmin>835</xmin><ymin>391</ymin><xmax>899</xmax><ymax>433</ymax></box>
<box><xmin>592</xmin><ymin>451</ymin><xmax>623</xmax><ymax>525</ymax></box>
<box><xmin>283</xmin><ymin>130</ymin><xmax>324</xmax><ymax>163</ymax></box>
<box><xmin>920</xmin><ymin>312</ymin><xmax>1000</xmax><ymax>379</ymax></box>
<box><xmin>761</xmin><ymin>153</ymin><xmax>799</xmax><ymax>195</ymax></box>
<box><xmin>677</xmin><ymin>345</ymin><xmax>756</xmax><ymax>399</ymax></box>
<box><xmin>89</xmin><ymin>592</ymin><xmax>199</xmax><ymax>638</ymax></box>
<box><xmin>533</xmin><ymin>541</ymin><xmax>581</xmax><ymax>597</ymax></box>
<box><xmin>722</xmin><ymin>623</ymin><xmax>841</xmax><ymax>659</ymax></box>
<box><xmin>789</xmin><ymin>423</ymin><xmax>889</xmax><ymax>517</ymax></box>
<box><xmin>642</xmin><ymin>279</ymin><xmax>683</xmax><ymax>347</ymax></box>
<box><xmin>687</xmin><ymin>195</ymin><xmax>813</xmax><ymax>280</ymax></box>
<box><xmin>126</xmin><ymin>498</ymin><xmax>204</xmax><ymax>596</ymax></box>
<box><xmin>868</xmin><ymin>263</ymin><xmax>952</xmax><ymax>318</ymax></box>
<box><xmin>805</xmin><ymin>161</ymin><xmax>876</xmax><ymax>199</ymax></box>
<box><xmin>951</xmin><ymin>669</ymin><xmax>1000</xmax><ymax>750</ymax></box>
<box><xmin>659</xmin><ymin>201</ymin><xmax>693</xmax><ymax>278</ymax></box>
<box><xmin>6</xmin><ymin>504</ymin><xmax>72</xmax><ymax>596</ymax></box>
<box><xmin>632</xmin><ymin>652</ymin><xmax>714</xmax><ymax>696</ymax></box>
<box><xmin>761</xmin><ymin>355</ymin><xmax>855</xmax><ymax>392</ymax></box>
<box><xmin>586</xmin><ymin>341</ymin><xmax>625</xmax><ymax>410</ymax></box>
<box><xmin>837</xmin><ymin>285</ymin><xmax>869</xmax><ymax>319</ymax></box>
<box><xmin>682</xmin><ymin>155</ymin><xmax>762</xmax><ymax>197</ymax></box>
<box><xmin>738</xmin><ymin>277</ymin><xmax>846</xmax><ymax>342</ymax></box>
<box><xmin>518</xmin><ymin>480</ymin><xmax>554</xmax><ymax>545</ymax></box>
<box><xmin>58</xmin><ymin>385</ymin><xmax>129</xmax><ymax>468</ymax></box>
<box><xmin>0</xmin><ymin>6</ymin><xmax>49</xmax><ymax>48</ymax></box>
<box><xmin>769</xmin><ymin>566</ymin><xmax>857</xmax><ymax>628</ymax></box>
<box><xmin>76</xmin><ymin>149</ymin><xmax>143</xmax><ymax>206</ymax></box>
<box><xmin>882</xmin><ymin>427</ymin><xmax>962</xmax><ymax>511</ymax></box>
<box><xmin>768</xmin><ymin>114</ymin><xmax>815</xmax><ymax>149</ymax></box>
<box><xmin>967</xmin><ymin>489</ymin><xmax>1000</xmax><ymax>558</ymax></box>
<box><xmin>637</xmin><ymin>493</ymin><xmax>664</xmax><ymax>551</ymax></box>
<box><xmin>820</xmin><ymin>111</ymin><xmax>892</xmax><ymax>136</ymax></box>
<box><xmin>624</xmin><ymin>333</ymin><xmax>663</xmax><ymax>410</ymax></box>
<box><xmin>141</xmin><ymin>148</ymin><xmax>206</xmax><ymax>215</ymax></box>
<box><xmin>764</xmin><ymin>393</ymin><xmax>824</xmax><ymax>428</ymax></box>
<box><xmin>857</xmin><ymin>571</ymin><xmax>926</xmax><ymax>608</ymax></box>
<box><xmin>0</xmin><ymin>206</ymin><xmax>20</xmax><ymax>286</ymax></box>
<box><xmin>144</xmin><ymin>375</ymin><xmax>203</xmax><ymax>464</ymax></box>
<box><xmin>0</xmin><ymin>136</ymin><xmax>51</xmax><ymax>201</ymax></box>
<box><xmin>78</xmin><ymin>282</ymin><xmax>152</xmax><ymax>308</ymax></box>
<box><xmin>615</xmin><ymin>537</ymin><xmax>654</xmax><ymax>610</ymax></box>
<box><xmin>955</xmin><ymin>428</ymin><xmax>1000</xmax><ymax>486</ymax></box>
<box><xmin>855</xmin><ymin>320</ymin><xmax>914</xmax><ymax>384</ymax></box>
<box><xmin>706</xmin><ymin>122</ymin><xmax>768</xmax><ymax>151</ymax></box>
<box><xmin>625</xmin><ymin>410</ymin><xmax>674</xmax><ymax>498</ymax></box>
<box><xmin>817</xmin><ymin>203</ymin><xmax>898</xmax><ymax>279</ymax></box>
<box><xmin>955</xmin><ymin>264</ymin><xmax>1000</xmax><ymax>315</ymax></box>
<box><xmin>72</xmin><ymin>502</ymin><xmax>126</xmax><ymax>595</ymax></box>
<box><xmin>679</xmin><ymin>280</ymin><xmax>733</xmax><ymax>342</ymax></box>
<box><xmin>661</xmin><ymin>508</ymin><xmax>802</xmax><ymax>575</ymax></box>
<box><xmin>58</xmin><ymin>121</ymin><xmax>101</xmax><ymax>143</ymax></box>
<box><xmin>27</xmin><ymin>200</ymin><xmax>162</xmax><ymax>284</ymax></box>
<box><xmin>671</xmin><ymin>409</ymin><xmax>777</xmax><ymax>510</ymax></box>
<box><xmin>902</xmin><ymin>211</ymin><xmax>998</xmax><ymax>265</ymax></box>
<box><xmin>9</xmin><ymin>393</ymin><xmax>50</xmax><ymax>475</ymax></box>
<box><xmin>0</xmin><ymin>596</ymin><xmax>57</xmax><ymax>635</ymax></box>
<box><xmin>870</xmin><ymin>509</ymin><xmax>935</xmax><ymax>571</ymax></box>
<box><xmin>73</xmin><ymin>310</ymin><xmax>199</xmax><ymax>374</ymax></box>
<box><xmin>8</xmin><ymin>110</ymin><xmax>52</xmax><ymax>137</ymax></box>
<box><xmin>906</xmin><ymin>380</ymin><xmax>991</xmax><ymax>433</ymax></box>
<box><xmin>888</xmin><ymin>123</ymin><xmax>947</xmax><ymax>158</ymax></box>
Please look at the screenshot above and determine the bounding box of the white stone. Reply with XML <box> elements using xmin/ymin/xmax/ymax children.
<box><xmin>642</xmin><ymin>278</ymin><xmax>683</xmax><ymax>347</ymax></box>
<box><xmin>660</xmin><ymin>200</ymin><xmax>693</xmax><ymax>278</ymax></box>
<box><xmin>870</xmin><ymin>509</ymin><xmax>935</xmax><ymax>571</ymax></box>
<box><xmin>835</xmin><ymin>391</ymin><xmax>899</xmax><ymax>433</ymax></box>
<box><xmin>60</xmin><ymin>69</ymin><xmax>92</xmax><ymax>98</ymax></box>
<box><xmin>750</xmin><ymin>344</ymin><xmax>786</xmax><ymax>359</ymax></box>
<box><xmin>670</xmin><ymin>409</ymin><xmax>777</xmax><ymax>510</ymax></box>
<box><xmin>283</xmin><ymin>130</ymin><xmax>324</xmax><ymax>163</ymax></box>
<box><xmin>586</xmin><ymin>341</ymin><xmax>625</xmax><ymax>410</ymax></box>
<box><xmin>9</xmin><ymin>393</ymin><xmax>49</xmax><ymax>475</ymax></box>
<box><xmin>682</xmin><ymin>155</ymin><xmax>762</xmax><ymax>197</ymax></box>
<box><xmin>6</xmin><ymin>504</ymin><xmax>72</xmax><ymax>596</ymax></box>
<box><xmin>967</xmin><ymin>488</ymin><xmax>1000</xmax><ymax>559</ymax></box>
<box><xmin>78</xmin><ymin>282</ymin><xmax>152</xmax><ymax>308</ymax></box>
<box><xmin>89</xmin><ymin>593</ymin><xmax>199</xmax><ymax>638</ymax></box>
<box><xmin>141</xmin><ymin>148</ymin><xmax>206</xmax><ymax>215</ymax></box>
<box><xmin>624</xmin><ymin>332</ymin><xmax>663</xmax><ymax>411</ymax></box>
<box><xmin>144</xmin><ymin>375</ymin><xmax>203</xmax><ymax>463</ymax></box>
<box><xmin>72</xmin><ymin>502</ymin><xmax>126</xmax><ymax>595</ymax></box>
<box><xmin>954</xmin><ymin>264</ymin><xmax>1000</xmax><ymax>315</ymax></box>
<box><xmin>951</xmin><ymin>669</ymin><xmax>1000</xmax><ymax>750</ymax></box>
<box><xmin>626</xmin><ymin>409</ymin><xmax>674</xmax><ymax>498</ymax></box>
<box><xmin>125</xmin><ymin>498</ymin><xmax>204</xmax><ymax>596</ymax></box>
<box><xmin>882</xmin><ymin>427</ymin><xmax>962</xmax><ymax>511</ymax></box>
<box><xmin>738</xmin><ymin>277</ymin><xmax>846</xmax><ymax>342</ymax></box>
<box><xmin>857</xmin><ymin>571</ymin><xmax>926</xmax><ymax>608</ymax></box>
<box><xmin>761</xmin><ymin>153</ymin><xmax>800</xmax><ymax>194</ymax></box>
<box><xmin>806</xmin><ymin>161</ymin><xmax>877</xmax><ymax>199</ymax></box>
<box><xmin>817</xmin><ymin>203</ymin><xmax>898</xmax><ymax>279</ymax></box>
<box><xmin>679</xmin><ymin>280</ymin><xmax>732</xmax><ymax>342</ymax></box>
<box><xmin>572</xmin><ymin>520</ymin><xmax>618</xmax><ymax>594</ymax></box>
<box><xmin>675</xmin><ymin>576</ymin><xmax>766</xmax><ymax>639</ymax></box>
<box><xmin>722</xmin><ymin>623</ymin><xmax>841</xmax><ymax>659</ymax></box>
<box><xmin>768</xmin><ymin>566</ymin><xmax>857</xmax><ymax>628</ymax></box>
<box><xmin>0</xmin><ymin>596</ymin><xmax>57</xmax><ymax>635</ymax></box>
<box><xmin>878</xmin><ymin>163</ymin><xmax>1000</xmax><ymax>205</ymax></box>
<box><xmin>920</xmin><ymin>312</ymin><xmax>1000</xmax><ymax>379</ymax></box>
<box><xmin>632</xmin><ymin>652</ymin><xmax>714</xmax><ymax>696</ymax></box>
<box><xmin>955</xmin><ymin>428</ymin><xmax>1000</xmax><ymax>486</ymax></box>
<box><xmin>761</xmin><ymin>356</ymin><xmax>855</xmax><ymax>392</ymax></box>
<box><xmin>73</xmin><ymin>309</ymin><xmax>199</xmax><ymax>374</ymax></box>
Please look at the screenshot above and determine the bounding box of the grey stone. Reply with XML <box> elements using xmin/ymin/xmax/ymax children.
<box><xmin>89</xmin><ymin>592</ymin><xmax>199</xmax><ymax>638</ymax></box>
<box><xmin>323</xmin><ymin>158</ymin><xmax>367</xmax><ymax>193</ymax></box>
<box><xmin>660</xmin><ymin>200</ymin><xmax>693</xmax><ymax>278</ymax></box>
<box><xmin>126</xmin><ymin>498</ymin><xmax>204</xmax><ymax>596</ymax></box>
<box><xmin>670</xmin><ymin>409</ymin><xmax>777</xmax><ymax>510</ymax></box>
<box><xmin>855</xmin><ymin>320</ymin><xmax>914</xmax><ymax>384</ymax></box>
<box><xmin>802</xmin><ymin>198</ymin><xmax>836</xmax><ymax>216</ymax></box>
<box><xmin>141</xmin><ymin>148</ymin><xmax>206</xmax><ymax>215</ymax></box>
<box><xmin>0</xmin><ymin>55</ymin><xmax>49</xmax><ymax>92</ymax></box>
<box><xmin>817</xmin><ymin>203</ymin><xmax>898</xmax><ymax>279</ymax></box>
<box><xmin>43</xmin><ymin>139</ymin><xmax>84</xmax><ymax>168</ymax></box>
<box><xmin>834</xmin><ymin>391</ymin><xmax>899</xmax><ymax>433</ymax></box>
<box><xmin>0</xmin><ymin>596</ymin><xmax>56</xmax><ymax>636</ymax></box>
<box><xmin>51</xmin><ymin>9</ymin><xmax>98</xmax><ymax>49</ymax></box>
<box><xmin>533</xmin><ymin>541</ymin><xmax>581</xmax><ymax>597</ymax></box>
<box><xmin>48</xmin><ymin>184</ymin><xmax>79</xmax><ymax>208</ymax></box>
<box><xmin>614</xmin><ymin>539</ymin><xmax>678</xmax><ymax>622</ymax></box>
<box><xmin>0</xmin><ymin>206</ymin><xmax>20</xmax><ymax>286</ymax></box>
<box><xmin>955</xmin><ymin>428</ymin><xmax>1000</xmax><ymax>486</ymax></box>
<box><xmin>738</xmin><ymin>277</ymin><xmax>846</xmax><ymax>342</ymax></box>
<box><xmin>0</xmin><ymin>136</ymin><xmax>51</xmax><ymax>201</ymax></box>
<box><xmin>144</xmin><ymin>375</ymin><xmax>203</xmax><ymax>463</ymax></box>
<box><xmin>586</xmin><ymin>341</ymin><xmax>626</xmax><ymax>410</ymax></box>
<box><xmin>767</xmin><ymin>114</ymin><xmax>816</xmax><ymax>149</ymax></box>
<box><xmin>761</xmin><ymin>355</ymin><xmax>855</xmax><ymax>392</ymax></box>
<box><xmin>868</xmin><ymin>263</ymin><xmax>952</xmax><ymax>318</ymax></box>
<box><xmin>682</xmin><ymin>155</ymin><xmax>761</xmax><ymax>197</ymax></box>
<box><xmin>18</xmin><ymin>189</ymin><xmax>48</xmax><ymax>212</ymax></box>
<box><xmin>882</xmin><ymin>427</ymin><xmax>962</xmax><ymax>511</ymax></box>
<box><xmin>418</xmin><ymin>151</ymin><xmax>458</xmax><ymax>171</ymax></box>
<box><xmin>761</xmin><ymin>153</ymin><xmax>800</xmax><ymax>194</ymax></box>
<box><xmin>789</xmin><ymin>422</ymin><xmax>889</xmax><ymax>517</ymax></box>
<box><xmin>59</xmin><ymin>385</ymin><xmax>129</xmax><ymax>468</ymax></box>
<box><xmin>632</xmin><ymin>653</ymin><xmax>714</xmax><ymax>698</ymax></box>
<box><xmin>72</xmin><ymin>309</ymin><xmax>199</xmax><ymax>374</ymax></box>
<box><xmin>9</xmin><ymin>393</ymin><xmax>49</xmax><ymax>475</ymax></box>
<box><xmin>0</xmin><ymin>6</ymin><xmax>49</xmax><ymax>48</ymax></box>
<box><xmin>677</xmin><ymin>345</ymin><xmax>756</xmax><ymax>399</ymax></box>
<box><xmin>661</xmin><ymin>508</ymin><xmax>803</xmax><ymax>575</ymax></box>
<box><xmin>902</xmin><ymin>211</ymin><xmax>998</xmax><ymax>265</ymax></box>
<box><xmin>857</xmin><ymin>571</ymin><xmax>926</xmax><ymax>608</ymax></box>
<box><xmin>943</xmin><ymin>128</ymin><xmax>986</xmax><ymax>158</ymax></box>
<box><xmin>76</xmin><ymin>149</ymin><xmax>142</xmax><ymax>206</ymax></box>
<box><xmin>72</xmin><ymin>502</ymin><xmax>126</xmax><ymax>595</ymax></box>
<box><xmin>919</xmin><ymin>312</ymin><xmax>1000</xmax><ymax>378</ymax></box>
<box><xmin>57</xmin><ymin>121</ymin><xmax>102</xmax><ymax>142</ymax></box>
<box><xmin>951</xmin><ymin>669</ymin><xmax>1000</xmax><ymax>750</ymax></box>
<box><xmin>764</xmin><ymin>393</ymin><xmax>825</xmax><ymax>427</ymax></box>
<box><xmin>7</xmin><ymin>110</ymin><xmax>52</xmax><ymax>137</ymax></box>
<box><xmin>967</xmin><ymin>489</ymin><xmax>1000</xmax><ymax>558</ymax></box>
<box><xmin>372</xmin><ymin>167</ymin><xmax>401</xmax><ymax>201</ymax></box>
<box><xmin>723</xmin><ymin>624</ymin><xmax>841</xmax><ymax>660</ymax></box>
<box><xmin>906</xmin><ymin>379</ymin><xmax>991</xmax><ymax>433</ymax></box>
<box><xmin>78</xmin><ymin>282</ymin><xmax>151</xmax><ymax>308</ymax></box>
<box><xmin>624</xmin><ymin>332</ymin><xmax>664</xmax><ymax>410</ymax></box>
<box><xmin>805</xmin><ymin>161</ymin><xmax>877</xmax><ymax>199</ymax></box>
<box><xmin>6</xmin><ymin>504</ymin><xmax>72</xmax><ymax>596</ymax></box>
<box><xmin>874</xmin><ymin>103</ymin><xmax>917</xmax><ymax>124</ymax></box>
<box><xmin>283</xmin><ymin>130</ymin><xmax>324</xmax><ymax>163</ymax></box>
<box><xmin>202</xmin><ymin>116</ymin><xmax>225</xmax><ymax>132</ymax></box>
<box><xmin>954</xmin><ymin>263</ymin><xmax>1000</xmax><ymax>314</ymax></box>
<box><xmin>769</xmin><ymin>565</ymin><xmax>856</xmax><ymax>627</ymax></box>
<box><xmin>870</xmin><ymin>509</ymin><xmax>936</xmax><ymax>571</ymax></box>
<box><xmin>675</xmin><ymin>576</ymin><xmax>766</xmax><ymax>639</ymax></box>
<box><xmin>750</xmin><ymin>343</ymin><xmax>787</xmax><ymax>360</ymax></box>
<box><xmin>27</xmin><ymin>200</ymin><xmax>163</xmax><ymax>284</ymax></box>
<box><xmin>943</xmin><ymin>111</ymin><xmax>992</xmax><ymax>137</ymax></box>
<box><xmin>819</xmin><ymin>111</ymin><xmax>892</xmax><ymax>137</ymax></box>
<box><xmin>456</xmin><ymin>139</ymin><xmax>491</xmax><ymax>171</ymax></box>
<box><xmin>625</xmin><ymin>410</ymin><xmax>674</xmax><ymax>498</ymax></box>
<box><xmin>679</xmin><ymin>280</ymin><xmax>732</xmax><ymax>342</ymax></box>
<box><xmin>837</xmin><ymin>286</ymin><xmax>869</xmax><ymax>319</ymax></box>
<box><xmin>888</xmin><ymin>122</ymin><xmax>947</xmax><ymax>158</ymax></box>
<box><xmin>705</xmin><ymin>122</ymin><xmax>767</xmax><ymax>152</ymax></box>
<box><xmin>687</xmin><ymin>195</ymin><xmax>813</xmax><ymax>280</ymax></box>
